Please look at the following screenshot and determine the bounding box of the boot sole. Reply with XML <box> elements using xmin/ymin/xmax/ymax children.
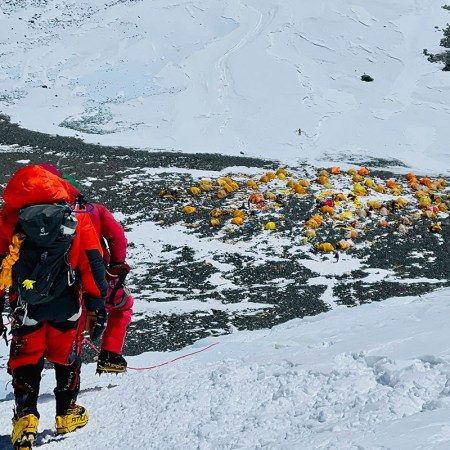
<box><xmin>97</xmin><ymin>362</ymin><xmax>127</xmax><ymax>374</ymax></box>
<box><xmin>14</xmin><ymin>432</ymin><xmax>35</xmax><ymax>449</ymax></box>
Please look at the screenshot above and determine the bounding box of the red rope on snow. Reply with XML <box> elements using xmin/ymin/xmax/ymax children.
<box><xmin>83</xmin><ymin>335</ymin><xmax>101</xmax><ymax>353</ymax></box>
<box><xmin>82</xmin><ymin>336</ymin><xmax>219</xmax><ymax>371</ymax></box>
<box><xmin>127</xmin><ymin>342</ymin><xmax>219</xmax><ymax>371</ymax></box>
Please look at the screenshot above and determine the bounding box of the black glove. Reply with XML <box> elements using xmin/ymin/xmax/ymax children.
<box><xmin>106</xmin><ymin>262</ymin><xmax>131</xmax><ymax>279</ymax></box>
<box><xmin>106</xmin><ymin>263</ymin><xmax>130</xmax><ymax>305</ymax></box>
<box><xmin>85</xmin><ymin>307</ymin><xmax>107</xmax><ymax>342</ymax></box>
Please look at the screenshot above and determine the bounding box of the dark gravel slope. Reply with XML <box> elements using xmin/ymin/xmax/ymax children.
<box><xmin>1</xmin><ymin>115</ymin><xmax>449</xmax><ymax>358</ymax></box>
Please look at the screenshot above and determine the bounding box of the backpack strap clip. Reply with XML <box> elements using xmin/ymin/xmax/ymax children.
<box><xmin>67</xmin><ymin>264</ymin><xmax>76</xmax><ymax>286</ymax></box>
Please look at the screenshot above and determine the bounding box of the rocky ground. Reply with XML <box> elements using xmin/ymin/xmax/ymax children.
<box><xmin>1</xmin><ymin>114</ymin><xmax>450</xmax><ymax>359</ymax></box>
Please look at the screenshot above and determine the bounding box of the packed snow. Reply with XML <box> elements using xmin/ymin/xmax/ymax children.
<box><xmin>1</xmin><ymin>0</ymin><xmax>450</xmax><ymax>448</ymax></box>
<box><xmin>3</xmin><ymin>290</ymin><xmax>450</xmax><ymax>449</ymax></box>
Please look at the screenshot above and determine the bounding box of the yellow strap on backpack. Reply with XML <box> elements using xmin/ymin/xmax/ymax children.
<box><xmin>0</xmin><ymin>233</ymin><xmax>25</xmax><ymax>290</ymax></box>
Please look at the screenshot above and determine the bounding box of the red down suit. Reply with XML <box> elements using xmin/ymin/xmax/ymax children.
<box><xmin>0</xmin><ymin>165</ymin><xmax>108</xmax><ymax>369</ymax></box>
<box><xmin>87</xmin><ymin>203</ymin><xmax>133</xmax><ymax>354</ymax></box>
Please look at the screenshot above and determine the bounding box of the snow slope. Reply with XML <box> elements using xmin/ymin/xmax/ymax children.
<box><xmin>3</xmin><ymin>289</ymin><xmax>450</xmax><ymax>449</ymax></box>
<box><xmin>1</xmin><ymin>0</ymin><xmax>450</xmax><ymax>173</ymax></box>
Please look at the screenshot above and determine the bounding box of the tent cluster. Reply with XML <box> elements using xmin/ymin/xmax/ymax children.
<box><xmin>307</xmin><ymin>167</ymin><xmax>449</xmax><ymax>252</ymax></box>
<box><xmin>159</xmin><ymin>169</ymin><xmax>297</xmax><ymax>231</ymax></box>
<box><xmin>158</xmin><ymin>165</ymin><xmax>449</xmax><ymax>254</ymax></box>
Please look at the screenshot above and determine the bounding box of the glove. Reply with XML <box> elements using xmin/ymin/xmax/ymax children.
<box><xmin>107</xmin><ymin>262</ymin><xmax>130</xmax><ymax>278</ymax></box>
<box><xmin>85</xmin><ymin>307</ymin><xmax>107</xmax><ymax>342</ymax></box>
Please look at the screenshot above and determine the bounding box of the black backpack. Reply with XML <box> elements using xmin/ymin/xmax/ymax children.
<box><xmin>12</xmin><ymin>204</ymin><xmax>78</xmax><ymax>305</ymax></box>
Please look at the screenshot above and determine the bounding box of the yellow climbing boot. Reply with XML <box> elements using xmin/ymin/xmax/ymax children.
<box><xmin>11</xmin><ymin>413</ymin><xmax>39</xmax><ymax>449</ymax></box>
<box><xmin>55</xmin><ymin>403</ymin><xmax>88</xmax><ymax>435</ymax></box>
<box><xmin>97</xmin><ymin>350</ymin><xmax>127</xmax><ymax>374</ymax></box>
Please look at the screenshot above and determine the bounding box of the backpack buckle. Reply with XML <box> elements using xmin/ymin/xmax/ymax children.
<box><xmin>67</xmin><ymin>265</ymin><xmax>76</xmax><ymax>286</ymax></box>
<box><xmin>11</xmin><ymin>306</ymin><xmax>26</xmax><ymax>328</ymax></box>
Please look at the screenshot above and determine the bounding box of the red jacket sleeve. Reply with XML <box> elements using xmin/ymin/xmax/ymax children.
<box><xmin>96</xmin><ymin>204</ymin><xmax>128</xmax><ymax>264</ymax></box>
<box><xmin>69</xmin><ymin>212</ymin><xmax>108</xmax><ymax>309</ymax></box>
<box><xmin>0</xmin><ymin>204</ymin><xmax>19</xmax><ymax>257</ymax></box>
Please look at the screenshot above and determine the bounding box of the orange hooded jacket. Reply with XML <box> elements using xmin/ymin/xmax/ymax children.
<box><xmin>0</xmin><ymin>165</ymin><xmax>107</xmax><ymax>316</ymax></box>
